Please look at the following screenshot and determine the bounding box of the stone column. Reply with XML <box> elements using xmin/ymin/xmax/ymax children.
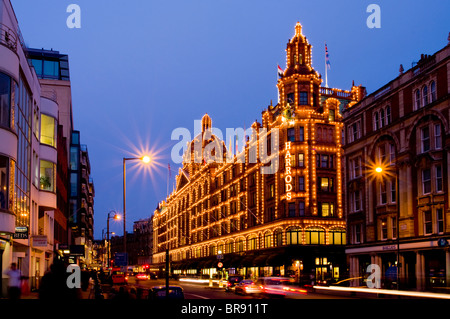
<box><xmin>416</xmin><ymin>251</ymin><xmax>425</xmax><ymax>291</ymax></box>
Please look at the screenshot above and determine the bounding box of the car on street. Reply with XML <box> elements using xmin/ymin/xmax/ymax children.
<box><xmin>225</xmin><ymin>275</ymin><xmax>244</xmax><ymax>292</ymax></box>
<box><xmin>136</xmin><ymin>273</ymin><xmax>150</xmax><ymax>280</ymax></box>
<box><xmin>148</xmin><ymin>285</ymin><xmax>185</xmax><ymax>300</ymax></box>
<box><xmin>234</xmin><ymin>280</ymin><xmax>262</xmax><ymax>295</ymax></box>
<box><xmin>256</xmin><ymin>277</ymin><xmax>307</xmax><ymax>298</ymax></box>
<box><xmin>111</xmin><ymin>271</ymin><xmax>128</xmax><ymax>285</ymax></box>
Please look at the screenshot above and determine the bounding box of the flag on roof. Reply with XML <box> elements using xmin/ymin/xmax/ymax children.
<box><xmin>277</xmin><ymin>64</ymin><xmax>284</xmax><ymax>77</ymax></box>
<box><xmin>325</xmin><ymin>43</ymin><xmax>331</xmax><ymax>69</ymax></box>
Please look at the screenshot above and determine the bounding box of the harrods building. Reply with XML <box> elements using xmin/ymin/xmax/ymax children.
<box><xmin>153</xmin><ymin>23</ymin><xmax>365</xmax><ymax>283</ymax></box>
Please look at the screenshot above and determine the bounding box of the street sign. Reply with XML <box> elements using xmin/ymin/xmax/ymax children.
<box><xmin>217</xmin><ymin>262</ymin><xmax>223</xmax><ymax>268</ymax></box>
<box><xmin>115</xmin><ymin>253</ymin><xmax>128</xmax><ymax>266</ymax></box>
<box><xmin>217</xmin><ymin>254</ymin><xmax>224</xmax><ymax>260</ymax></box>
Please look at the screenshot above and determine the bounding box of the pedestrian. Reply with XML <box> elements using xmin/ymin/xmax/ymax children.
<box><xmin>3</xmin><ymin>263</ymin><xmax>22</xmax><ymax>300</ymax></box>
<box><xmin>39</xmin><ymin>258</ymin><xmax>80</xmax><ymax>300</ymax></box>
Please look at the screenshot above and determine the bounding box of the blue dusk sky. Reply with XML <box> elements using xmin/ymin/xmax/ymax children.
<box><xmin>10</xmin><ymin>0</ymin><xmax>450</xmax><ymax>240</ymax></box>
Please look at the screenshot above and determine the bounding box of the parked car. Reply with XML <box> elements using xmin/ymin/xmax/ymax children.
<box><xmin>234</xmin><ymin>280</ymin><xmax>262</xmax><ymax>295</ymax></box>
<box><xmin>256</xmin><ymin>277</ymin><xmax>307</xmax><ymax>298</ymax></box>
<box><xmin>148</xmin><ymin>285</ymin><xmax>184</xmax><ymax>300</ymax></box>
<box><xmin>225</xmin><ymin>275</ymin><xmax>244</xmax><ymax>292</ymax></box>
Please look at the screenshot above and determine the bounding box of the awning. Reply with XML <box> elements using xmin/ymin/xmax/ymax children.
<box><xmin>266</xmin><ymin>253</ymin><xmax>287</xmax><ymax>266</ymax></box>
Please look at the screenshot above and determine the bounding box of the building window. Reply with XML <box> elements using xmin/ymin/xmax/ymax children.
<box><xmin>437</xmin><ymin>208</ymin><xmax>444</xmax><ymax>234</ymax></box>
<box><xmin>299</xmin><ymin>201</ymin><xmax>305</xmax><ymax>216</ymax></box>
<box><xmin>436</xmin><ymin>165</ymin><xmax>443</xmax><ymax>192</ymax></box>
<box><xmin>321</xmin><ymin>155</ymin><xmax>329</xmax><ymax>168</ymax></box>
<box><xmin>0</xmin><ymin>156</ymin><xmax>9</xmax><ymax>210</ymax></box>
<box><xmin>319</xmin><ymin>202</ymin><xmax>334</xmax><ymax>217</ymax></box>
<box><xmin>390</xmin><ymin>180</ymin><xmax>396</xmax><ymax>203</ymax></box>
<box><xmin>40</xmin><ymin>160</ymin><xmax>55</xmax><ymax>192</ymax></box>
<box><xmin>299</xmin><ymin>92</ymin><xmax>308</xmax><ymax>105</ymax></box>
<box><xmin>380</xmin><ymin>109</ymin><xmax>385</xmax><ymax>127</ymax></box>
<box><xmin>329</xmin><ymin>109</ymin><xmax>335</xmax><ymax>122</ymax></box>
<box><xmin>421</xmin><ymin>126</ymin><xmax>430</xmax><ymax>153</ymax></box>
<box><xmin>40</xmin><ymin>114</ymin><xmax>56</xmax><ymax>147</ymax></box>
<box><xmin>287</xmin><ymin>128</ymin><xmax>295</xmax><ymax>142</ymax></box>
<box><xmin>374</xmin><ymin>112</ymin><xmax>379</xmax><ymax>131</ymax></box>
<box><xmin>247</xmin><ymin>236</ymin><xmax>257</xmax><ymax>250</ymax></box>
<box><xmin>379</xmin><ymin>182</ymin><xmax>387</xmax><ymax>205</ymax></box>
<box><xmin>391</xmin><ymin>217</ymin><xmax>397</xmax><ymax>239</ymax></box>
<box><xmin>288</xmin><ymin>202</ymin><xmax>296</xmax><ymax>217</ymax></box>
<box><xmin>319</xmin><ymin>177</ymin><xmax>333</xmax><ymax>192</ymax></box>
<box><xmin>434</xmin><ymin>124</ymin><xmax>442</xmax><ymax>149</ymax></box>
<box><xmin>348</xmin><ymin>121</ymin><xmax>360</xmax><ymax>143</ymax></box>
<box><xmin>389</xmin><ymin>143</ymin><xmax>396</xmax><ymax>165</ymax></box>
<box><xmin>305</xmin><ymin>227</ymin><xmax>325</xmax><ymax>245</ymax></box>
<box><xmin>286</xmin><ymin>93</ymin><xmax>294</xmax><ymax>104</ymax></box>
<box><xmin>273</xmin><ymin>229</ymin><xmax>283</xmax><ymax>247</ymax></box>
<box><xmin>381</xmin><ymin>218</ymin><xmax>388</xmax><ymax>240</ymax></box>
<box><xmin>298</xmin><ymin>153</ymin><xmax>304</xmax><ymax>167</ymax></box>
<box><xmin>299</xmin><ymin>126</ymin><xmax>304</xmax><ymax>142</ymax></box>
<box><xmin>0</xmin><ymin>73</ymin><xmax>13</xmax><ymax>129</ymax></box>
<box><xmin>424</xmin><ymin>211</ymin><xmax>432</xmax><ymax>235</ymax></box>
<box><xmin>386</xmin><ymin>106</ymin><xmax>391</xmax><ymax>124</ymax></box>
<box><xmin>422</xmin><ymin>85</ymin><xmax>428</xmax><ymax>106</ymax></box>
<box><xmin>351</xmin><ymin>190</ymin><xmax>362</xmax><ymax>212</ymax></box>
<box><xmin>330</xmin><ymin>228</ymin><xmax>346</xmax><ymax>245</ymax></box>
<box><xmin>422</xmin><ymin>169</ymin><xmax>431</xmax><ymax>194</ymax></box>
<box><xmin>430</xmin><ymin>81</ymin><xmax>436</xmax><ymax>102</ymax></box>
<box><xmin>264</xmin><ymin>232</ymin><xmax>272</xmax><ymax>248</ymax></box>
<box><xmin>298</xmin><ymin>176</ymin><xmax>305</xmax><ymax>191</ymax></box>
<box><xmin>415</xmin><ymin>89</ymin><xmax>421</xmax><ymax>110</ymax></box>
<box><xmin>286</xmin><ymin>227</ymin><xmax>302</xmax><ymax>245</ymax></box>
<box><xmin>352</xmin><ymin>224</ymin><xmax>362</xmax><ymax>244</ymax></box>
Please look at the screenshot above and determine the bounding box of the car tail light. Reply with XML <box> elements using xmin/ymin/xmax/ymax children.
<box><xmin>125</xmin><ymin>276</ymin><xmax>128</xmax><ymax>281</ymax></box>
<box><xmin>227</xmin><ymin>282</ymin><xmax>231</xmax><ymax>287</ymax></box>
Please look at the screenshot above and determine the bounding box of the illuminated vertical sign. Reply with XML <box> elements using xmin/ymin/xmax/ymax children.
<box><xmin>285</xmin><ymin>142</ymin><xmax>292</xmax><ymax>200</ymax></box>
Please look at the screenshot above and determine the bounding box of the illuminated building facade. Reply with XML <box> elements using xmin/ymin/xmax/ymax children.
<box><xmin>153</xmin><ymin>23</ymin><xmax>364</xmax><ymax>283</ymax></box>
<box><xmin>343</xmin><ymin>40</ymin><xmax>450</xmax><ymax>291</ymax></box>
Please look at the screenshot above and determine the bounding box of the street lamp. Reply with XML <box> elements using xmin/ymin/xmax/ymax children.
<box><xmin>107</xmin><ymin>210</ymin><xmax>121</xmax><ymax>268</ymax></box>
<box><xmin>123</xmin><ymin>156</ymin><xmax>151</xmax><ymax>260</ymax></box>
<box><xmin>375</xmin><ymin>165</ymin><xmax>400</xmax><ymax>290</ymax></box>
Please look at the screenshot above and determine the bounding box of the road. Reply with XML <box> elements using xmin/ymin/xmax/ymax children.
<box><xmin>118</xmin><ymin>277</ymin><xmax>353</xmax><ymax>299</ymax></box>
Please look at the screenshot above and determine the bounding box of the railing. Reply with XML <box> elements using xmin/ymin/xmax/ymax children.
<box><xmin>0</xmin><ymin>23</ymin><xmax>18</xmax><ymax>53</ymax></box>
<box><xmin>320</xmin><ymin>87</ymin><xmax>352</xmax><ymax>98</ymax></box>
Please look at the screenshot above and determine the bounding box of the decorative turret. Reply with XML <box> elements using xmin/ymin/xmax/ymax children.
<box><xmin>277</xmin><ymin>22</ymin><xmax>322</xmax><ymax>111</ymax></box>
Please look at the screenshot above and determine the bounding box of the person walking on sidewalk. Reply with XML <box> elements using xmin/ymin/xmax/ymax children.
<box><xmin>4</xmin><ymin>263</ymin><xmax>22</xmax><ymax>300</ymax></box>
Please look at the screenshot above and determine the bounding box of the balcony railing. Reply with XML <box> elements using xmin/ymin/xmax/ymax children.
<box><xmin>0</xmin><ymin>23</ymin><xmax>18</xmax><ymax>53</ymax></box>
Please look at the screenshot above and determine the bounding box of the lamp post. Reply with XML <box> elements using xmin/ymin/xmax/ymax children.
<box><xmin>123</xmin><ymin>156</ymin><xmax>151</xmax><ymax>261</ymax></box>
<box><xmin>375</xmin><ymin>165</ymin><xmax>400</xmax><ymax>290</ymax></box>
<box><xmin>107</xmin><ymin>210</ymin><xmax>120</xmax><ymax>268</ymax></box>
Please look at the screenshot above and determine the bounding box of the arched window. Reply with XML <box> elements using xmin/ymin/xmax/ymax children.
<box><xmin>415</xmin><ymin>89</ymin><xmax>421</xmax><ymax>110</ymax></box>
<box><xmin>329</xmin><ymin>228</ymin><xmax>346</xmax><ymax>245</ymax></box>
<box><xmin>247</xmin><ymin>235</ymin><xmax>257</xmax><ymax>251</ymax></box>
<box><xmin>430</xmin><ymin>81</ymin><xmax>436</xmax><ymax>102</ymax></box>
<box><xmin>422</xmin><ymin>85</ymin><xmax>428</xmax><ymax>106</ymax></box>
<box><xmin>374</xmin><ymin>111</ymin><xmax>379</xmax><ymax>130</ymax></box>
<box><xmin>263</xmin><ymin>231</ymin><xmax>273</xmax><ymax>248</ymax></box>
<box><xmin>286</xmin><ymin>227</ymin><xmax>302</xmax><ymax>245</ymax></box>
<box><xmin>386</xmin><ymin>106</ymin><xmax>391</xmax><ymax>124</ymax></box>
<box><xmin>209</xmin><ymin>245</ymin><xmax>217</xmax><ymax>256</ymax></box>
<box><xmin>226</xmin><ymin>240</ymin><xmax>234</xmax><ymax>254</ymax></box>
<box><xmin>236</xmin><ymin>238</ymin><xmax>244</xmax><ymax>252</ymax></box>
<box><xmin>380</xmin><ymin>109</ymin><xmax>385</xmax><ymax>127</ymax></box>
<box><xmin>305</xmin><ymin>227</ymin><xmax>325</xmax><ymax>245</ymax></box>
<box><xmin>273</xmin><ymin>229</ymin><xmax>283</xmax><ymax>247</ymax></box>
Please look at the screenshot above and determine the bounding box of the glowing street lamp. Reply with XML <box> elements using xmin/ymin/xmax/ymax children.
<box><xmin>107</xmin><ymin>210</ymin><xmax>121</xmax><ymax>268</ymax></box>
<box><xmin>123</xmin><ymin>156</ymin><xmax>151</xmax><ymax>262</ymax></box>
<box><xmin>374</xmin><ymin>164</ymin><xmax>400</xmax><ymax>290</ymax></box>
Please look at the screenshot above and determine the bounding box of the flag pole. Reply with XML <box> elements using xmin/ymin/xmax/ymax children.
<box><xmin>325</xmin><ymin>42</ymin><xmax>328</xmax><ymax>88</ymax></box>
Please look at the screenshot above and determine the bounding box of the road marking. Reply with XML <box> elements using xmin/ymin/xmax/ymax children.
<box><xmin>184</xmin><ymin>293</ymin><xmax>210</xmax><ymax>299</ymax></box>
